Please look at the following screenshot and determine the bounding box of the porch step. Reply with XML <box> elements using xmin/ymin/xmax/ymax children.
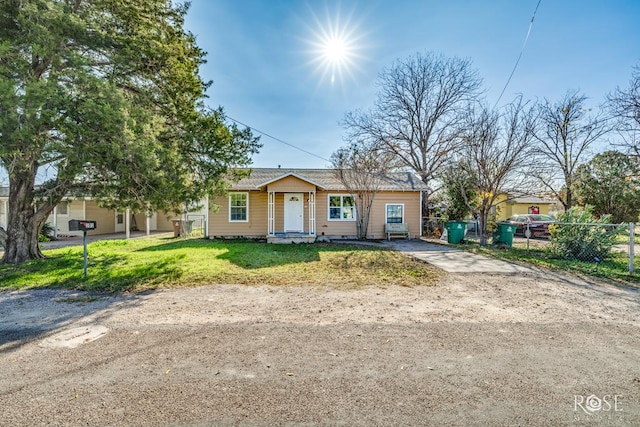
<box><xmin>267</xmin><ymin>235</ymin><xmax>316</xmax><ymax>244</ymax></box>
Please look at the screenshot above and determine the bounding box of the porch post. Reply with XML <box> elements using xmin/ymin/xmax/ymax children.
<box><xmin>125</xmin><ymin>208</ymin><xmax>131</xmax><ymax>239</ymax></box>
<box><xmin>268</xmin><ymin>191</ymin><xmax>275</xmax><ymax>236</ymax></box>
<box><xmin>309</xmin><ymin>191</ymin><xmax>316</xmax><ymax>235</ymax></box>
<box><xmin>52</xmin><ymin>206</ymin><xmax>58</xmax><ymax>239</ymax></box>
<box><xmin>146</xmin><ymin>205</ymin><xmax>151</xmax><ymax>236</ymax></box>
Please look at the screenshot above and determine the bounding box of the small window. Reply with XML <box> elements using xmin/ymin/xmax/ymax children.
<box><xmin>386</xmin><ymin>204</ymin><xmax>404</xmax><ymax>224</ymax></box>
<box><xmin>529</xmin><ymin>206</ymin><xmax>540</xmax><ymax>214</ymax></box>
<box><xmin>57</xmin><ymin>201</ymin><xmax>69</xmax><ymax>215</ymax></box>
<box><xmin>116</xmin><ymin>213</ymin><xmax>124</xmax><ymax>224</ymax></box>
<box><xmin>328</xmin><ymin>195</ymin><xmax>356</xmax><ymax>221</ymax></box>
<box><xmin>229</xmin><ymin>192</ymin><xmax>249</xmax><ymax>222</ymax></box>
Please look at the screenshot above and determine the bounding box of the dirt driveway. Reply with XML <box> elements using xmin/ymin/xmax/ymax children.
<box><xmin>1</xmin><ymin>268</ymin><xmax>639</xmax><ymax>426</ymax></box>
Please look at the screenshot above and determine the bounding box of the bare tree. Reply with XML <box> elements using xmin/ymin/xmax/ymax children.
<box><xmin>331</xmin><ymin>141</ymin><xmax>396</xmax><ymax>239</ymax></box>
<box><xmin>608</xmin><ymin>64</ymin><xmax>640</xmax><ymax>157</ymax></box>
<box><xmin>531</xmin><ymin>90</ymin><xmax>612</xmax><ymax>211</ymax></box>
<box><xmin>456</xmin><ymin>98</ymin><xmax>536</xmax><ymax>245</ymax></box>
<box><xmin>342</xmin><ymin>52</ymin><xmax>483</xmax><ymax>217</ymax></box>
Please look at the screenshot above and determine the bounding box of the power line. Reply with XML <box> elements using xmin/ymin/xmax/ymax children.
<box><xmin>225</xmin><ymin>115</ymin><xmax>333</xmax><ymax>164</ymax></box>
<box><xmin>494</xmin><ymin>0</ymin><xmax>542</xmax><ymax>109</ymax></box>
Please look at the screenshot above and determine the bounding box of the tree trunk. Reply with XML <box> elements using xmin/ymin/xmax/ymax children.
<box><xmin>2</xmin><ymin>173</ymin><xmax>49</xmax><ymax>264</ymax></box>
<box><xmin>478</xmin><ymin>210</ymin><xmax>489</xmax><ymax>246</ymax></box>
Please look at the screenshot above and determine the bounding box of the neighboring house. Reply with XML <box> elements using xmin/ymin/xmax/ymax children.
<box><xmin>0</xmin><ymin>188</ymin><xmax>194</xmax><ymax>237</ymax></box>
<box><xmin>495</xmin><ymin>194</ymin><xmax>556</xmax><ymax>220</ymax></box>
<box><xmin>208</xmin><ymin>168</ymin><xmax>425</xmax><ymax>242</ymax></box>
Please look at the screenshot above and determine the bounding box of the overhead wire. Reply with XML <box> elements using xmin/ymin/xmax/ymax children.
<box><xmin>493</xmin><ymin>0</ymin><xmax>542</xmax><ymax>109</ymax></box>
<box><xmin>225</xmin><ymin>115</ymin><xmax>333</xmax><ymax>164</ymax></box>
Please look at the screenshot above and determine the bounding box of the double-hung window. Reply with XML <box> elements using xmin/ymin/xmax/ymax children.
<box><xmin>385</xmin><ymin>203</ymin><xmax>404</xmax><ymax>224</ymax></box>
<box><xmin>57</xmin><ymin>201</ymin><xmax>69</xmax><ymax>216</ymax></box>
<box><xmin>229</xmin><ymin>193</ymin><xmax>248</xmax><ymax>222</ymax></box>
<box><xmin>328</xmin><ymin>195</ymin><xmax>355</xmax><ymax>221</ymax></box>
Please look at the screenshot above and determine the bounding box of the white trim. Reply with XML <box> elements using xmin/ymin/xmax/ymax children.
<box><xmin>419</xmin><ymin>191</ymin><xmax>423</xmax><ymax>237</ymax></box>
<box><xmin>327</xmin><ymin>194</ymin><xmax>356</xmax><ymax>222</ymax></box>
<box><xmin>204</xmin><ymin>195</ymin><xmax>210</xmax><ymax>237</ymax></box>
<box><xmin>385</xmin><ymin>203</ymin><xmax>405</xmax><ymax>224</ymax></box>
<box><xmin>52</xmin><ymin>206</ymin><xmax>58</xmax><ymax>239</ymax></box>
<box><xmin>308</xmin><ymin>191</ymin><xmax>316</xmax><ymax>235</ymax></box>
<box><xmin>268</xmin><ymin>191</ymin><xmax>275</xmax><ymax>235</ymax></box>
<box><xmin>229</xmin><ymin>192</ymin><xmax>249</xmax><ymax>222</ymax></box>
<box><xmin>125</xmin><ymin>208</ymin><xmax>130</xmax><ymax>239</ymax></box>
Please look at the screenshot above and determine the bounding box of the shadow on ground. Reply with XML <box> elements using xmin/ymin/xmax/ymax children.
<box><xmin>0</xmin><ymin>289</ymin><xmax>149</xmax><ymax>353</ymax></box>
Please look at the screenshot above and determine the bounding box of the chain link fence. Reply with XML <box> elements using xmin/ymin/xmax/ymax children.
<box><xmin>548</xmin><ymin>222</ymin><xmax>633</xmax><ymax>267</ymax></box>
<box><xmin>185</xmin><ymin>214</ymin><xmax>206</xmax><ymax>238</ymax></box>
<box><xmin>424</xmin><ymin>217</ymin><xmax>639</xmax><ymax>272</ymax></box>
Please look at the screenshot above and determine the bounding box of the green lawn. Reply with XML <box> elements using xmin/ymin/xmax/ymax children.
<box><xmin>0</xmin><ymin>238</ymin><xmax>440</xmax><ymax>292</ymax></box>
<box><xmin>461</xmin><ymin>242</ymin><xmax>640</xmax><ymax>286</ymax></box>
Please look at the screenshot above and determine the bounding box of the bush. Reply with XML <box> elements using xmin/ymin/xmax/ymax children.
<box><xmin>39</xmin><ymin>223</ymin><xmax>56</xmax><ymax>242</ymax></box>
<box><xmin>549</xmin><ymin>206</ymin><xmax>621</xmax><ymax>261</ymax></box>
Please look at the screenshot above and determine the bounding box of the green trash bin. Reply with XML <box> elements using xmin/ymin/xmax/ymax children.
<box><xmin>493</xmin><ymin>222</ymin><xmax>515</xmax><ymax>247</ymax></box>
<box><xmin>445</xmin><ymin>221</ymin><xmax>467</xmax><ymax>244</ymax></box>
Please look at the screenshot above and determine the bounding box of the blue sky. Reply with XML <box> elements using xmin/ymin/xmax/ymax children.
<box><xmin>185</xmin><ymin>0</ymin><xmax>640</xmax><ymax>168</ymax></box>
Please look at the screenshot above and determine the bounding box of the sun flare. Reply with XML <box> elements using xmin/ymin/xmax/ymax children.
<box><xmin>306</xmin><ymin>6</ymin><xmax>364</xmax><ymax>85</ymax></box>
<box><xmin>323</xmin><ymin>37</ymin><xmax>348</xmax><ymax>65</ymax></box>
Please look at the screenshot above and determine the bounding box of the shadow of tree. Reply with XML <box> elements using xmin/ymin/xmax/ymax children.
<box><xmin>136</xmin><ymin>239</ymin><xmax>397</xmax><ymax>270</ymax></box>
<box><xmin>0</xmin><ymin>252</ymin><xmax>185</xmax><ymax>293</ymax></box>
<box><xmin>0</xmin><ymin>289</ymin><xmax>150</xmax><ymax>353</ymax></box>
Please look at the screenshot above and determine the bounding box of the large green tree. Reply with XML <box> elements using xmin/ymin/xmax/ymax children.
<box><xmin>0</xmin><ymin>0</ymin><xmax>259</xmax><ymax>263</ymax></box>
<box><xmin>573</xmin><ymin>150</ymin><xmax>640</xmax><ymax>223</ymax></box>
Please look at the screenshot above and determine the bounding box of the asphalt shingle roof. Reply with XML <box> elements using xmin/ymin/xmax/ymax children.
<box><xmin>229</xmin><ymin>168</ymin><xmax>426</xmax><ymax>192</ymax></box>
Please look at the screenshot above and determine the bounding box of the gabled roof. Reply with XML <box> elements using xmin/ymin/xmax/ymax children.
<box><xmin>255</xmin><ymin>171</ymin><xmax>328</xmax><ymax>190</ymax></box>
<box><xmin>229</xmin><ymin>168</ymin><xmax>426</xmax><ymax>191</ymax></box>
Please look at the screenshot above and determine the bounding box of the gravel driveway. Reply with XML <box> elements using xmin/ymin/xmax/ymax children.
<box><xmin>1</xmin><ymin>269</ymin><xmax>639</xmax><ymax>426</ymax></box>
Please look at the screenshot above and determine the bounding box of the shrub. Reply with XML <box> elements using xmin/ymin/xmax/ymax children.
<box><xmin>39</xmin><ymin>223</ymin><xmax>56</xmax><ymax>242</ymax></box>
<box><xmin>549</xmin><ymin>206</ymin><xmax>621</xmax><ymax>261</ymax></box>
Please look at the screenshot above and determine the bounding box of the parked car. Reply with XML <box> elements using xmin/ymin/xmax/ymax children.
<box><xmin>505</xmin><ymin>214</ymin><xmax>555</xmax><ymax>238</ymax></box>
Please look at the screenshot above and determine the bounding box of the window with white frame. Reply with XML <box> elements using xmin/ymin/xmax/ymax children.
<box><xmin>57</xmin><ymin>201</ymin><xmax>69</xmax><ymax>216</ymax></box>
<box><xmin>328</xmin><ymin>195</ymin><xmax>355</xmax><ymax>221</ymax></box>
<box><xmin>385</xmin><ymin>203</ymin><xmax>404</xmax><ymax>224</ymax></box>
<box><xmin>229</xmin><ymin>192</ymin><xmax>248</xmax><ymax>222</ymax></box>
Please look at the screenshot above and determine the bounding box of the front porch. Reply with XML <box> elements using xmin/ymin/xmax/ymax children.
<box><xmin>264</xmin><ymin>174</ymin><xmax>322</xmax><ymax>243</ymax></box>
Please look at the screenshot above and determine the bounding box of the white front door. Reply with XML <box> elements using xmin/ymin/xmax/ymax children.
<box><xmin>284</xmin><ymin>193</ymin><xmax>304</xmax><ymax>232</ymax></box>
<box><xmin>115</xmin><ymin>211</ymin><xmax>125</xmax><ymax>232</ymax></box>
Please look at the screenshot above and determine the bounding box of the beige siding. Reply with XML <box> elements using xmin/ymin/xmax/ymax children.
<box><xmin>209</xmin><ymin>191</ymin><xmax>268</xmax><ymax>237</ymax></box>
<box><xmin>316</xmin><ymin>191</ymin><xmax>358</xmax><ymax>238</ymax></box>
<box><xmin>317</xmin><ymin>191</ymin><xmax>421</xmax><ymax>239</ymax></box>
<box><xmin>156</xmin><ymin>213</ymin><xmax>176</xmax><ymax>232</ymax></box>
<box><xmin>49</xmin><ymin>200</ymin><xmax>85</xmax><ymax>236</ymax></box>
<box><xmin>208</xmin><ymin>189</ymin><xmax>422</xmax><ymax>240</ymax></box>
<box><xmin>368</xmin><ymin>192</ymin><xmax>421</xmax><ymax>239</ymax></box>
<box><xmin>267</xmin><ymin>176</ymin><xmax>315</xmax><ymax>193</ymax></box>
<box><xmin>84</xmin><ymin>201</ymin><xmax>117</xmax><ymax>235</ymax></box>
